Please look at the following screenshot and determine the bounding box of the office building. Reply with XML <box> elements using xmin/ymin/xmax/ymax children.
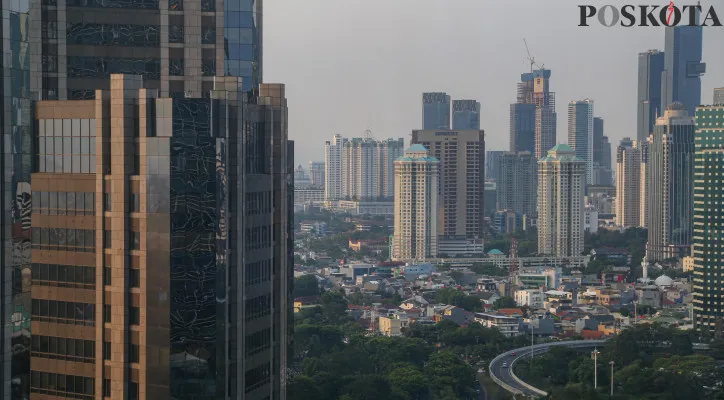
<box><xmin>714</xmin><ymin>88</ymin><xmax>724</xmax><ymax>105</ymax></box>
<box><xmin>1</xmin><ymin>0</ymin><xmax>33</xmax><ymax>396</ymax></box>
<box><xmin>510</xmin><ymin>103</ymin><xmax>536</xmax><ymax>153</ymax></box>
<box><xmin>692</xmin><ymin>104</ymin><xmax>724</xmax><ymax>333</ymax></box>
<box><xmin>485</xmin><ymin>150</ymin><xmax>503</xmax><ymax>181</ymax></box>
<box><xmin>308</xmin><ymin>161</ymin><xmax>325</xmax><ymax>187</ymax></box>
<box><xmin>568</xmin><ymin>99</ymin><xmax>594</xmax><ymax>186</ymax></box>
<box><xmin>615</xmin><ymin>138</ymin><xmax>642</xmax><ymax>228</ymax></box>
<box><xmin>422</xmin><ymin>92</ymin><xmax>451</xmax><ymax>130</ymax></box>
<box><xmin>640</xmin><ymin>142</ymin><xmax>649</xmax><ymax>228</ymax></box>
<box><xmin>515</xmin><ymin>69</ymin><xmax>556</xmax><ymax>159</ymax></box>
<box><xmin>646</xmin><ymin>102</ymin><xmax>695</xmax><ymax>261</ymax></box>
<box><xmin>27</xmin><ymin>75</ymin><xmax>292</xmax><ymax>399</ymax></box>
<box><xmin>661</xmin><ymin>25</ymin><xmax>706</xmax><ymax>116</ymax></box>
<box><xmin>537</xmin><ymin>144</ymin><xmax>585</xmax><ymax>257</ymax></box>
<box><xmin>497</xmin><ymin>152</ymin><xmax>537</xmax><ymax>217</ymax></box>
<box><xmin>324</xmin><ymin>134</ymin><xmax>345</xmax><ymax>201</ymax></box>
<box><xmin>484</xmin><ymin>181</ymin><xmax>497</xmax><ymax>217</ymax></box>
<box><xmin>637</xmin><ymin>50</ymin><xmax>665</xmax><ymax>143</ymax></box>
<box><xmin>31</xmin><ymin>0</ymin><xmax>262</xmax><ymax>99</ymax></box>
<box><xmin>592</xmin><ymin>118</ymin><xmax>612</xmax><ymax>186</ymax></box>
<box><xmin>392</xmin><ymin>145</ymin><xmax>439</xmax><ymax>261</ymax></box>
<box><xmin>341</xmin><ymin>137</ymin><xmax>404</xmax><ymax>200</ymax></box>
<box><xmin>492</xmin><ymin>210</ymin><xmax>521</xmax><ymax>234</ymax></box>
<box><xmin>452</xmin><ymin>99</ymin><xmax>481</xmax><ymax>130</ymax></box>
<box><xmin>411</xmin><ymin>129</ymin><xmax>485</xmax><ymax>254</ymax></box>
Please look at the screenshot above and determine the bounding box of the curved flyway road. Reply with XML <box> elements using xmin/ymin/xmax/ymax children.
<box><xmin>488</xmin><ymin>340</ymin><xmax>608</xmax><ymax>398</ymax></box>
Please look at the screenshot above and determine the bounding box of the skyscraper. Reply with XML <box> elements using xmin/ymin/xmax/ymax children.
<box><xmin>411</xmin><ymin>129</ymin><xmax>485</xmax><ymax>255</ymax></box>
<box><xmin>422</xmin><ymin>92</ymin><xmax>451</xmax><ymax>130</ymax></box>
<box><xmin>615</xmin><ymin>139</ymin><xmax>642</xmax><ymax>228</ymax></box>
<box><xmin>714</xmin><ymin>88</ymin><xmax>724</xmax><ymax>105</ymax></box>
<box><xmin>324</xmin><ymin>134</ymin><xmax>345</xmax><ymax>201</ymax></box>
<box><xmin>514</xmin><ymin>69</ymin><xmax>556</xmax><ymax>159</ymax></box>
<box><xmin>692</xmin><ymin>103</ymin><xmax>724</xmax><ymax>333</ymax></box>
<box><xmin>27</xmin><ymin>74</ymin><xmax>293</xmax><ymax>399</ymax></box>
<box><xmin>661</xmin><ymin>25</ymin><xmax>706</xmax><ymax>116</ymax></box>
<box><xmin>308</xmin><ymin>161</ymin><xmax>325</xmax><ymax>187</ymax></box>
<box><xmin>1</xmin><ymin>0</ymin><xmax>33</xmax><ymax>395</ymax></box>
<box><xmin>537</xmin><ymin>144</ymin><xmax>585</xmax><ymax>257</ymax></box>
<box><xmin>509</xmin><ymin>103</ymin><xmax>536</xmax><ymax>153</ymax></box>
<box><xmin>646</xmin><ymin>102</ymin><xmax>695</xmax><ymax>261</ymax></box>
<box><xmin>592</xmin><ymin>117</ymin><xmax>612</xmax><ymax>186</ymax></box>
<box><xmin>341</xmin><ymin>137</ymin><xmax>404</xmax><ymax>200</ymax></box>
<box><xmin>637</xmin><ymin>50</ymin><xmax>665</xmax><ymax>143</ymax></box>
<box><xmin>640</xmin><ymin>142</ymin><xmax>649</xmax><ymax>228</ymax></box>
<box><xmin>452</xmin><ymin>99</ymin><xmax>481</xmax><ymax>130</ymax></box>
<box><xmin>567</xmin><ymin>99</ymin><xmax>594</xmax><ymax>185</ymax></box>
<box><xmin>392</xmin><ymin>145</ymin><xmax>439</xmax><ymax>261</ymax></box>
<box><xmin>485</xmin><ymin>150</ymin><xmax>504</xmax><ymax>181</ymax></box>
<box><xmin>31</xmin><ymin>0</ymin><xmax>263</xmax><ymax>99</ymax></box>
<box><xmin>496</xmin><ymin>152</ymin><xmax>537</xmax><ymax>217</ymax></box>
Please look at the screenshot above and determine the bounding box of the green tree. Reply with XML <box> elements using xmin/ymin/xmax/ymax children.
<box><xmin>294</xmin><ymin>274</ymin><xmax>320</xmax><ymax>298</ymax></box>
<box><xmin>287</xmin><ymin>375</ymin><xmax>322</xmax><ymax>400</ymax></box>
<box><xmin>388</xmin><ymin>364</ymin><xmax>429</xmax><ymax>400</ymax></box>
<box><xmin>493</xmin><ymin>296</ymin><xmax>517</xmax><ymax>310</ymax></box>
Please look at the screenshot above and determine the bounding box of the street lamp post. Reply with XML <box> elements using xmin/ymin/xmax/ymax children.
<box><xmin>610</xmin><ymin>361</ymin><xmax>615</xmax><ymax>396</ymax></box>
<box><xmin>592</xmin><ymin>349</ymin><xmax>600</xmax><ymax>389</ymax></box>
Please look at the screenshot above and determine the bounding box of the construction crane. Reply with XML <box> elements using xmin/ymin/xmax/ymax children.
<box><xmin>523</xmin><ymin>38</ymin><xmax>545</xmax><ymax>73</ymax></box>
<box><xmin>508</xmin><ymin>238</ymin><xmax>519</xmax><ymax>297</ymax></box>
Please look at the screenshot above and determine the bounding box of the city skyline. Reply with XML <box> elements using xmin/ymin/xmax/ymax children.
<box><xmin>264</xmin><ymin>0</ymin><xmax>724</xmax><ymax>165</ymax></box>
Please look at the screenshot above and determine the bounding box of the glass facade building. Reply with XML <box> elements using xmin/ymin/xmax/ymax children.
<box><xmin>421</xmin><ymin>92</ymin><xmax>450</xmax><ymax>130</ymax></box>
<box><xmin>637</xmin><ymin>50</ymin><xmax>665</xmax><ymax>143</ymax></box>
<box><xmin>661</xmin><ymin>25</ymin><xmax>705</xmax><ymax>117</ymax></box>
<box><xmin>692</xmin><ymin>104</ymin><xmax>724</xmax><ymax>333</ymax></box>
<box><xmin>451</xmin><ymin>99</ymin><xmax>480</xmax><ymax>130</ymax></box>
<box><xmin>22</xmin><ymin>74</ymin><xmax>293</xmax><ymax>400</ymax></box>
<box><xmin>30</xmin><ymin>0</ymin><xmax>262</xmax><ymax>99</ymax></box>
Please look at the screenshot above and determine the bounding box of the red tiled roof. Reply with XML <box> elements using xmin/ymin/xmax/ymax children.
<box><xmin>581</xmin><ymin>330</ymin><xmax>605</xmax><ymax>340</ymax></box>
<box><xmin>497</xmin><ymin>308</ymin><xmax>524</xmax><ymax>316</ymax></box>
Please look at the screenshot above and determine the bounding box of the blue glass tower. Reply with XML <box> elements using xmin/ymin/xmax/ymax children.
<box><xmin>637</xmin><ymin>50</ymin><xmax>665</xmax><ymax>143</ymax></box>
<box><xmin>661</xmin><ymin>25</ymin><xmax>706</xmax><ymax>117</ymax></box>
<box><xmin>452</xmin><ymin>99</ymin><xmax>480</xmax><ymax>130</ymax></box>
<box><xmin>422</xmin><ymin>92</ymin><xmax>450</xmax><ymax>129</ymax></box>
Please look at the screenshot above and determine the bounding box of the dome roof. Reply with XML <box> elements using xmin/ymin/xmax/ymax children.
<box><xmin>487</xmin><ymin>249</ymin><xmax>504</xmax><ymax>255</ymax></box>
<box><xmin>654</xmin><ymin>275</ymin><xmax>674</xmax><ymax>287</ymax></box>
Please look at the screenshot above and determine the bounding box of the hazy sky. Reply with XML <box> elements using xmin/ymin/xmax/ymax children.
<box><xmin>264</xmin><ymin>0</ymin><xmax>724</xmax><ymax>166</ymax></box>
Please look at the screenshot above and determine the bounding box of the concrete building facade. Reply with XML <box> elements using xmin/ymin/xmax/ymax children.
<box><xmin>568</xmin><ymin>99</ymin><xmax>594</xmax><ymax>186</ymax></box>
<box><xmin>324</xmin><ymin>134</ymin><xmax>345</xmax><ymax>201</ymax></box>
<box><xmin>496</xmin><ymin>151</ymin><xmax>536</xmax><ymax>217</ymax></box>
<box><xmin>615</xmin><ymin>138</ymin><xmax>642</xmax><ymax>228</ymax></box>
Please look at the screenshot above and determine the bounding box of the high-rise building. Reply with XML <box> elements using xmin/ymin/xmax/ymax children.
<box><xmin>30</xmin><ymin>0</ymin><xmax>262</xmax><ymax>99</ymax></box>
<box><xmin>615</xmin><ymin>139</ymin><xmax>642</xmax><ymax>228</ymax></box>
<box><xmin>1</xmin><ymin>0</ymin><xmax>33</xmax><ymax>395</ymax></box>
<box><xmin>452</xmin><ymin>99</ymin><xmax>481</xmax><ymax>130</ymax></box>
<box><xmin>509</xmin><ymin>103</ymin><xmax>536</xmax><ymax>153</ymax></box>
<box><xmin>341</xmin><ymin>137</ymin><xmax>404</xmax><ymax>200</ymax></box>
<box><xmin>392</xmin><ymin>145</ymin><xmax>439</xmax><ymax>261</ymax></box>
<box><xmin>640</xmin><ymin>142</ymin><xmax>649</xmax><ymax>228</ymax></box>
<box><xmin>411</xmin><ymin>129</ymin><xmax>485</xmax><ymax>254</ymax></box>
<box><xmin>637</xmin><ymin>50</ymin><xmax>665</xmax><ymax>143</ymax></box>
<box><xmin>646</xmin><ymin>102</ymin><xmax>695</xmax><ymax>261</ymax></box>
<box><xmin>592</xmin><ymin>117</ymin><xmax>612</xmax><ymax>186</ymax></box>
<box><xmin>485</xmin><ymin>150</ymin><xmax>504</xmax><ymax>181</ymax></box>
<box><xmin>515</xmin><ymin>69</ymin><xmax>556</xmax><ymax>159</ymax></box>
<box><xmin>324</xmin><ymin>134</ymin><xmax>345</xmax><ymax>201</ymax></box>
<box><xmin>422</xmin><ymin>92</ymin><xmax>451</xmax><ymax>130</ymax></box>
<box><xmin>714</xmin><ymin>88</ymin><xmax>724</xmax><ymax>105</ymax></box>
<box><xmin>537</xmin><ymin>144</ymin><xmax>585</xmax><ymax>257</ymax></box>
<box><xmin>568</xmin><ymin>99</ymin><xmax>594</xmax><ymax>185</ymax></box>
<box><xmin>308</xmin><ymin>161</ymin><xmax>325</xmax><ymax>187</ymax></box>
<box><xmin>27</xmin><ymin>74</ymin><xmax>293</xmax><ymax>399</ymax></box>
<box><xmin>692</xmin><ymin>103</ymin><xmax>724</xmax><ymax>333</ymax></box>
<box><xmin>497</xmin><ymin>152</ymin><xmax>536</xmax><ymax>217</ymax></box>
<box><xmin>661</xmin><ymin>25</ymin><xmax>706</xmax><ymax>116</ymax></box>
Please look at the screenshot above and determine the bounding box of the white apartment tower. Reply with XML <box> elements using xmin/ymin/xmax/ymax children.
<box><xmin>537</xmin><ymin>144</ymin><xmax>585</xmax><ymax>257</ymax></box>
<box><xmin>342</xmin><ymin>137</ymin><xmax>404</xmax><ymax>200</ymax></box>
<box><xmin>392</xmin><ymin>145</ymin><xmax>439</xmax><ymax>261</ymax></box>
<box><xmin>568</xmin><ymin>99</ymin><xmax>595</xmax><ymax>185</ymax></box>
<box><xmin>324</xmin><ymin>134</ymin><xmax>345</xmax><ymax>200</ymax></box>
<box><xmin>615</xmin><ymin>138</ymin><xmax>642</xmax><ymax>228</ymax></box>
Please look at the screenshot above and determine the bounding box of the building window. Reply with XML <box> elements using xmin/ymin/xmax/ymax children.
<box><xmin>103</xmin><ymin>379</ymin><xmax>111</xmax><ymax>397</ymax></box>
<box><xmin>129</xmin><ymin>307</ymin><xmax>140</xmax><ymax>325</ymax></box>
<box><xmin>103</xmin><ymin>341</ymin><xmax>111</xmax><ymax>360</ymax></box>
<box><xmin>104</xmin><ymin>193</ymin><xmax>112</xmax><ymax>211</ymax></box>
<box><xmin>104</xmin><ymin>230</ymin><xmax>112</xmax><ymax>248</ymax></box>
<box><xmin>103</xmin><ymin>267</ymin><xmax>111</xmax><ymax>286</ymax></box>
<box><xmin>130</xmin><ymin>231</ymin><xmax>140</xmax><ymax>250</ymax></box>
<box><xmin>129</xmin><ymin>381</ymin><xmax>139</xmax><ymax>400</ymax></box>
<box><xmin>129</xmin><ymin>344</ymin><xmax>139</xmax><ymax>363</ymax></box>
<box><xmin>103</xmin><ymin>304</ymin><xmax>111</xmax><ymax>323</ymax></box>
<box><xmin>31</xmin><ymin>299</ymin><xmax>95</xmax><ymax>326</ymax></box>
<box><xmin>130</xmin><ymin>193</ymin><xmax>139</xmax><ymax>212</ymax></box>
<box><xmin>130</xmin><ymin>269</ymin><xmax>140</xmax><ymax>288</ymax></box>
